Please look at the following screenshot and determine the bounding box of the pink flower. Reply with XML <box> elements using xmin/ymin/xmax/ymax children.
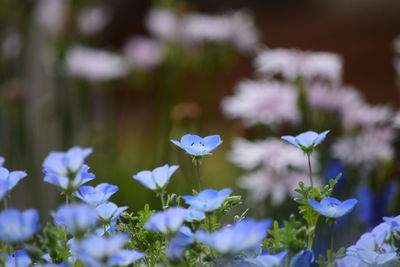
<box><xmin>341</xmin><ymin>101</ymin><xmax>393</xmax><ymax>129</ymax></box>
<box><xmin>222</xmin><ymin>80</ymin><xmax>300</xmax><ymax>127</ymax></box>
<box><xmin>146</xmin><ymin>8</ymin><xmax>180</xmax><ymax>41</ymax></box>
<box><xmin>35</xmin><ymin>0</ymin><xmax>65</xmax><ymax>34</ymax></box>
<box><xmin>124</xmin><ymin>37</ymin><xmax>164</xmax><ymax>70</ymax></box>
<box><xmin>77</xmin><ymin>6</ymin><xmax>111</xmax><ymax>35</ymax></box>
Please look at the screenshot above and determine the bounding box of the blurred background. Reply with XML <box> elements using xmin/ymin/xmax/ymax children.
<box><xmin>1</xmin><ymin>0</ymin><xmax>400</xmax><ymax>251</ymax></box>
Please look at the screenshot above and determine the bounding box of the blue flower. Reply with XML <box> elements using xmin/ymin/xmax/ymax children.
<box><xmin>196</xmin><ymin>219</ymin><xmax>271</xmax><ymax>255</ymax></box>
<box><xmin>0</xmin><ymin>209</ymin><xmax>40</xmax><ymax>243</ymax></box>
<box><xmin>182</xmin><ymin>188</ymin><xmax>232</xmax><ymax>212</ymax></box>
<box><xmin>76</xmin><ymin>183</ymin><xmax>119</xmax><ymax>206</ymax></box>
<box><xmin>0</xmin><ymin>167</ymin><xmax>27</xmax><ymax>199</ymax></box>
<box><xmin>184</xmin><ymin>207</ymin><xmax>205</xmax><ymax>222</ymax></box>
<box><xmin>290</xmin><ymin>250</ymin><xmax>314</xmax><ymax>267</ymax></box>
<box><xmin>96</xmin><ymin>202</ymin><xmax>127</xmax><ymax>224</ymax></box>
<box><xmin>308</xmin><ymin>197</ymin><xmax>357</xmax><ymax>218</ymax></box>
<box><xmin>76</xmin><ymin>234</ymin><xmax>145</xmax><ymax>266</ymax></box>
<box><xmin>43</xmin><ymin>147</ymin><xmax>95</xmax><ymax>192</ymax></box>
<box><xmin>4</xmin><ymin>250</ymin><xmax>32</xmax><ymax>267</ymax></box>
<box><xmin>245</xmin><ymin>250</ymin><xmax>287</xmax><ymax>267</ymax></box>
<box><xmin>167</xmin><ymin>226</ymin><xmax>195</xmax><ymax>262</ymax></box>
<box><xmin>170</xmin><ymin>134</ymin><xmax>223</xmax><ymax>157</ymax></box>
<box><xmin>336</xmin><ymin>256</ymin><xmax>367</xmax><ymax>267</ymax></box>
<box><xmin>281</xmin><ymin>130</ymin><xmax>329</xmax><ymax>154</ymax></box>
<box><xmin>53</xmin><ymin>204</ymin><xmax>98</xmax><ymax>235</ymax></box>
<box><xmin>144</xmin><ymin>207</ymin><xmax>187</xmax><ymax>233</ymax></box>
<box><xmin>133</xmin><ymin>164</ymin><xmax>179</xmax><ymax>191</ymax></box>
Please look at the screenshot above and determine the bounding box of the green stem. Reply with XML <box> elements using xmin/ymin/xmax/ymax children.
<box><xmin>330</xmin><ymin>222</ymin><xmax>334</xmax><ymax>251</ymax></box>
<box><xmin>160</xmin><ymin>191</ymin><xmax>166</xmax><ymax>209</ymax></box>
<box><xmin>195</xmin><ymin>161</ymin><xmax>202</xmax><ymax>191</ymax></box>
<box><xmin>207</xmin><ymin>214</ymin><xmax>213</xmax><ymax>232</ymax></box>
<box><xmin>65</xmin><ymin>194</ymin><xmax>69</xmax><ymax>206</ymax></box>
<box><xmin>307</xmin><ymin>154</ymin><xmax>314</xmax><ymax>188</ymax></box>
<box><xmin>3</xmin><ymin>197</ymin><xmax>7</xmax><ymax>210</ymax></box>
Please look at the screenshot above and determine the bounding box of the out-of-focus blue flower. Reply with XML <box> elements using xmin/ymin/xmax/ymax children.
<box><xmin>144</xmin><ymin>207</ymin><xmax>187</xmax><ymax>233</ymax></box>
<box><xmin>132</xmin><ymin>164</ymin><xmax>179</xmax><ymax>191</ymax></box>
<box><xmin>53</xmin><ymin>204</ymin><xmax>98</xmax><ymax>235</ymax></box>
<box><xmin>346</xmin><ymin>222</ymin><xmax>397</xmax><ymax>265</ymax></box>
<box><xmin>290</xmin><ymin>250</ymin><xmax>314</xmax><ymax>267</ymax></box>
<box><xmin>184</xmin><ymin>207</ymin><xmax>205</xmax><ymax>222</ymax></box>
<box><xmin>167</xmin><ymin>226</ymin><xmax>195</xmax><ymax>261</ymax></box>
<box><xmin>0</xmin><ymin>167</ymin><xmax>27</xmax><ymax>199</ymax></box>
<box><xmin>336</xmin><ymin>255</ymin><xmax>367</xmax><ymax>267</ymax></box>
<box><xmin>308</xmin><ymin>197</ymin><xmax>357</xmax><ymax>218</ymax></box>
<box><xmin>281</xmin><ymin>130</ymin><xmax>329</xmax><ymax>154</ymax></box>
<box><xmin>182</xmin><ymin>188</ymin><xmax>232</xmax><ymax>213</ymax></box>
<box><xmin>196</xmin><ymin>219</ymin><xmax>271</xmax><ymax>255</ymax></box>
<box><xmin>245</xmin><ymin>250</ymin><xmax>287</xmax><ymax>267</ymax></box>
<box><xmin>2</xmin><ymin>250</ymin><xmax>32</xmax><ymax>267</ymax></box>
<box><xmin>0</xmin><ymin>209</ymin><xmax>40</xmax><ymax>243</ymax></box>
<box><xmin>96</xmin><ymin>202</ymin><xmax>127</xmax><ymax>224</ymax></box>
<box><xmin>76</xmin><ymin>183</ymin><xmax>119</xmax><ymax>206</ymax></box>
<box><xmin>384</xmin><ymin>215</ymin><xmax>400</xmax><ymax>231</ymax></box>
<box><xmin>43</xmin><ymin>147</ymin><xmax>95</xmax><ymax>192</ymax></box>
<box><xmin>170</xmin><ymin>134</ymin><xmax>222</xmax><ymax>157</ymax></box>
<box><xmin>35</xmin><ymin>264</ymin><xmax>69</xmax><ymax>267</ymax></box>
<box><xmin>76</xmin><ymin>234</ymin><xmax>145</xmax><ymax>266</ymax></box>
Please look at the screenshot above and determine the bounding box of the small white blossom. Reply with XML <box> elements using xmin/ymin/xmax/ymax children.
<box><xmin>124</xmin><ymin>37</ymin><xmax>164</xmax><ymax>70</ymax></box>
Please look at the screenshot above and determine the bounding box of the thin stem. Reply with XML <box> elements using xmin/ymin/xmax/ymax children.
<box><xmin>207</xmin><ymin>214</ymin><xmax>213</xmax><ymax>232</ymax></box>
<box><xmin>3</xmin><ymin>197</ymin><xmax>7</xmax><ymax>210</ymax></box>
<box><xmin>65</xmin><ymin>195</ymin><xmax>69</xmax><ymax>206</ymax></box>
<box><xmin>307</xmin><ymin>154</ymin><xmax>314</xmax><ymax>188</ymax></box>
<box><xmin>160</xmin><ymin>191</ymin><xmax>166</xmax><ymax>209</ymax></box>
<box><xmin>195</xmin><ymin>162</ymin><xmax>202</xmax><ymax>191</ymax></box>
<box><xmin>330</xmin><ymin>223</ymin><xmax>334</xmax><ymax>251</ymax></box>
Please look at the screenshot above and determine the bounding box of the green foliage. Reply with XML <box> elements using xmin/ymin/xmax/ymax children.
<box><xmin>316</xmin><ymin>247</ymin><xmax>345</xmax><ymax>267</ymax></box>
<box><xmin>262</xmin><ymin>214</ymin><xmax>307</xmax><ymax>255</ymax></box>
<box><xmin>36</xmin><ymin>224</ymin><xmax>70</xmax><ymax>264</ymax></box>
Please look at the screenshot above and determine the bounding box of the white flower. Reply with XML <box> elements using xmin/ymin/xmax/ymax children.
<box><xmin>146</xmin><ymin>8</ymin><xmax>180</xmax><ymax>41</ymax></box>
<box><xmin>66</xmin><ymin>46</ymin><xmax>128</xmax><ymax>81</ymax></box>
<box><xmin>341</xmin><ymin>101</ymin><xmax>393</xmax><ymax>129</ymax></box>
<box><xmin>300</xmin><ymin>52</ymin><xmax>343</xmax><ymax>83</ymax></box>
<box><xmin>332</xmin><ymin>129</ymin><xmax>395</xmax><ymax>167</ymax></box>
<box><xmin>229</xmin><ymin>10</ymin><xmax>260</xmax><ymax>53</ymax></box>
<box><xmin>124</xmin><ymin>37</ymin><xmax>164</xmax><ymax>70</ymax></box>
<box><xmin>77</xmin><ymin>6</ymin><xmax>111</xmax><ymax>35</ymax></box>
<box><xmin>35</xmin><ymin>0</ymin><xmax>66</xmax><ymax>34</ymax></box>
<box><xmin>222</xmin><ymin>80</ymin><xmax>300</xmax><ymax>127</ymax></box>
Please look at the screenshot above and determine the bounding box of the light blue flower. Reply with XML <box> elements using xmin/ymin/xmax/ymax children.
<box><xmin>76</xmin><ymin>234</ymin><xmax>145</xmax><ymax>267</ymax></box>
<box><xmin>4</xmin><ymin>250</ymin><xmax>32</xmax><ymax>267</ymax></box>
<box><xmin>0</xmin><ymin>209</ymin><xmax>40</xmax><ymax>243</ymax></box>
<box><xmin>290</xmin><ymin>250</ymin><xmax>314</xmax><ymax>267</ymax></box>
<box><xmin>43</xmin><ymin>147</ymin><xmax>95</xmax><ymax>192</ymax></box>
<box><xmin>170</xmin><ymin>134</ymin><xmax>223</xmax><ymax>157</ymax></box>
<box><xmin>144</xmin><ymin>207</ymin><xmax>187</xmax><ymax>233</ymax></box>
<box><xmin>0</xmin><ymin>167</ymin><xmax>27</xmax><ymax>199</ymax></box>
<box><xmin>167</xmin><ymin>226</ymin><xmax>195</xmax><ymax>261</ymax></box>
<box><xmin>182</xmin><ymin>188</ymin><xmax>232</xmax><ymax>212</ymax></box>
<box><xmin>196</xmin><ymin>219</ymin><xmax>271</xmax><ymax>255</ymax></box>
<box><xmin>184</xmin><ymin>207</ymin><xmax>205</xmax><ymax>222</ymax></box>
<box><xmin>96</xmin><ymin>202</ymin><xmax>127</xmax><ymax>224</ymax></box>
<box><xmin>132</xmin><ymin>164</ymin><xmax>179</xmax><ymax>191</ymax></box>
<box><xmin>336</xmin><ymin>256</ymin><xmax>367</xmax><ymax>267</ymax></box>
<box><xmin>383</xmin><ymin>215</ymin><xmax>400</xmax><ymax>232</ymax></box>
<box><xmin>76</xmin><ymin>183</ymin><xmax>119</xmax><ymax>206</ymax></box>
<box><xmin>308</xmin><ymin>197</ymin><xmax>357</xmax><ymax>218</ymax></box>
<box><xmin>53</xmin><ymin>204</ymin><xmax>98</xmax><ymax>235</ymax></box>
<box><xmin>245</xmin><ymin>250</ymin><xmax>287</xmax><ymax>267</ymax></box>
<box><xmin>281</xmin><ymin>130</ymin><xmax>329</xmax><ymax>154</ymax></box>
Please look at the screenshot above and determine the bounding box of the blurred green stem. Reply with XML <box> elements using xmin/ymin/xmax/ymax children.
<box><xmin>160</xmin><ymin>191</ymin><xmax>166</xmax><ymax>209</ymax></box>
<box><xmin>307</xmin><ymin>154</ymin><xmax>314</xmax><ymax>188</ymax></box>
<box><xmin>195</xmin><ymin>161</ymin><xmax>202</xmax><ymax>191</ymax></box>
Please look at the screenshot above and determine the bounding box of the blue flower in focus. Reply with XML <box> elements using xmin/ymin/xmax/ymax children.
<box><xmin>4</xmin><ymin>250</ymin><xmax>32</xmax><ymax>267</ymax></box>
<box><xmin>76</xmin><ymin>234</ymin><xmax>145</xmax><ymax>266</ymax></box>
<box><xmin>53</xmin><ymin>204</ymin><xmax>98</xmax><ymax>235</ymax></box>
<box><xmin>184</xmin><ymin>207</ymin><xmax>205</xmax><ymax>222</ymax></box>
<box><xmin>76</xmin><ymin>183</ymin><xmax>119</xmax><ymax>206</ymax></box>
<box><xmin>170</xmin><ymin>134</ymin><xmax>223</xmax><ymax>157</ymax></box>
<box><xmin>245</xmin><ymin>250</ymin><xmax>287</xmax><ymax>267</ymax></box>
<box><xmin>133</xmin><ymin>164</ymin><xmax>179</xmax><ymax>191</ymax></box>
<box><xmin>281</xmin><ymin>130</ymin><xmax>329</xmax><ymax>154</ymax></box>
<box><xmin>308</xmin><ymin>197</ymin><xmax>357</xmax><ymax>218</ymax></box>
<box><xmin>96</xmin><ymin>202</ymin><xmax>127</xmax><ymax>224</ymax></box>
<box><xmin>290</xmin><ymin>250</ymin><xmax>314</xmax><ymax>267</ymax></box>
<box><xmin>0</xmin><ymin>209</ymin><xmax>40</xmax><ymax>243</ymax></box>
<box><xmin>182</xmin><ymin>188</ymin><xmax>232</xmax><ymax>213</ymax></box>
<box><xmin>196</xmin><ymin>219</ymin><xmax>271</xmax><ymax>255</ymax></box>
<box><xmin>144</xmin><ymin>207</ymin><xmax>187</xmax><ymax>233</ymax></box>
<box><xmin>43</xmin><ymin>147</ymin><xmax>95</xmax><ymax>192</ymax></box>
<box><xmin>167</xmin><ymin>226</ymin><xmax>195</xmax><ymax>262</ymax></box>
<box><xmin>0</xmin><ymin>167</ymin><xmax>27</xmax><ymax>199</ymax></box>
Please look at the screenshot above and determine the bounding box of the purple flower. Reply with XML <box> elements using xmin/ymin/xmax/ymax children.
<box><xmin>170</xmin><ymin>134</ymin><xmax>222</xmax><ymax>157</ymax></box>
<box><xmin>182</xmin><ymin>188</ymin><xmax>232</xmax><ymax>212</ymax></box>
<box><xmin>133</xmin><ymin>164</ymin><xmax>179</xmax><ymax>191</ymax></box>
<box><xmin>308</xmin><ymin>197</ymin><xmax>357</xmax><ymax>218</ymax></box>
<box><xmin>0</xmin><ymin>209</ymin><xmax>40</xmax><ymax>243</ymax></box>
<box><xmin>76</xmin><ymin>183</ymin><xmax>119</xmax><ymax>206</ymax></box>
